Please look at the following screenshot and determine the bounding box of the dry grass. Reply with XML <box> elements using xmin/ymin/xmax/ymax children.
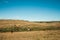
<box><xmin>0</xmin><ymin>20</ymin><xmax>60</xmax><ymax>28</ymax></box>
<box><xmin>0</xmin><ymin>30</ymin><xmax>60</xmax><ymax>40</ymax></box>
<box><xmin>0</xmin><ymin>20</ymin><xmax>60</xmax><ymax>40</ymax></box>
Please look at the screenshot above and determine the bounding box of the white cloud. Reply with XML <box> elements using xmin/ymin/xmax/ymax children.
<box><xmin>14</xmin><ymin>16</ymin><xmax>20</xmax><ymax>19</ymax></box>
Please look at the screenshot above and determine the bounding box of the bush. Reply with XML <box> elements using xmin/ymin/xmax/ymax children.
<box><xmin>0</xmin><ymin>26</ymin><xmax>60</xmax><ymax>32</ymax></box>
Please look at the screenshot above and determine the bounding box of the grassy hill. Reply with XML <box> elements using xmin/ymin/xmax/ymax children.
<box><xmin>0</xmin><ymin>19</ymin><xmax>60</xmax><ymax>32</ymax></box>
<box><xmin>0</xmin><ymin>19</ymin><xmax>60</xmax><ymax>40</ymax></box>
<box><xmin>0</xmin><ymin>20</ymin><xmax>60</xmax><ymax>28</ymax></box>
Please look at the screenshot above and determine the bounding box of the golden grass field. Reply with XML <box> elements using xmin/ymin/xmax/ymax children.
<box><xmin>0</xmin><ymin>30</ymin><xmax>60</xmax><ymax>40</ymax></box>
<box><xmin>0</xmin><ymin>20</ymin><xmax>60</xmax><ymax>28</ymax></box>
<box><xmin>0</xmin><ymin>20</ymin><xmax>60</xmax><ymax>40</ymax></box>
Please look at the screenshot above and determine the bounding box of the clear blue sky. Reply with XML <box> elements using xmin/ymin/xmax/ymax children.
<box><xmin>0</xmin><ymin>0</ymin><xmax>60</xmax><ymax>21</ymax></box>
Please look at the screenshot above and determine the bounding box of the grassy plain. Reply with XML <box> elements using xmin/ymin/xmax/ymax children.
<box><xmin>0</xmin><ymin>30</ymin><xmax>60</xmax><ymax>40</ymax></box>
<box><xmin>0</xmin><ymin>20</ymin><xmax>60</xmax><ymax>40</ymax></box>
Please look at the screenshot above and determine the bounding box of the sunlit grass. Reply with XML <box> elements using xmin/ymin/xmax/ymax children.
<box><xmin>0</xmin><ymin>30</ymin><xmax>60</xmax><ymax>40</ymax></box>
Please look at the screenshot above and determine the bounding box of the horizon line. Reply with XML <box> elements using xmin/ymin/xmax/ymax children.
<box><xmin>0</xmin><ymin>19</ymin><xmax>60</xmax><ymax>22</ymax></box>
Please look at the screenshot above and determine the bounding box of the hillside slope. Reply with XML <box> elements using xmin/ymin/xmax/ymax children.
<box><xmin>0</xmin><ymin>20</ymin><xmax>60</xmax><ymax>28</ymax></box>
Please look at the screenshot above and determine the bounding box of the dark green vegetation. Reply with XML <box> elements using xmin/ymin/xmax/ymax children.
<box><xmin>34</xmin><ymin>21</ymin><xmax>60</xmax><ymax>23</ymax></box>
<box><xmin>0</xmin><ymin>26</ymin><xmax>60</xmax><ymax>32</ymax></box>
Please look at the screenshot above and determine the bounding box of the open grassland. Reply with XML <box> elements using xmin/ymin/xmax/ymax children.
<box><xmin>0</xmin><ymin>20</ymin><xmax>60</xmax><ymax>32</ymax></box>
<box><xmin>0</xmin><ymin>20</ymin><xmax>60</xmax><ymax>28</ymax></box>
<box><xmin>0</xmin><ymin>20</ymin><xmax>60</xmax><ymax>40</ymax></box>
<box><xmin>0</xmin><ymin>30</ymin><xmax>60</xmax><ymax>40</ymax></box>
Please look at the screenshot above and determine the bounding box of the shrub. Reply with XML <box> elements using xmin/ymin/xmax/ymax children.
<box><xmin>0</xmin><ymin>26</ymin><xmax>60</xmax><ymax>32</ymax></box>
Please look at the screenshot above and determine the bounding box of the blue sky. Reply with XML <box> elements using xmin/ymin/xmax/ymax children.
<box><xmin>0</xmin><ymin>0</ymin><xmax>60</xmax><ymax>21</ymax></box>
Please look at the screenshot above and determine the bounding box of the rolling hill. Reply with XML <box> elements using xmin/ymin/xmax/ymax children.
<box><xmin>0</xmin><ymin>19</ymin><xmax>60</xmax><ymax>28</ymax></box>
<box><xmin>0</xmin><ymin>19</ymin><xmax>60</xmax><ymax>40</ymax></box>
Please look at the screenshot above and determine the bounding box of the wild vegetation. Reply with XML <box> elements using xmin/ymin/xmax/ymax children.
<box><xmin>0</xmin><ymin>20</ymin><xmax>60</xmax><ymax>32</ymax></box>
<box><xmin>0</xmin><ymin>26</ymin><xmax>60</xmax><ymax>32</ymax></box>
<box><xmin>0</xmin><ymin>20</ymin><xmax>60</xmax><ymax>40</ymax></box>
<box><xmin>0</xmin><ymin>30</ymin><xmax>60</xmax><ymax>40</ymax></box>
